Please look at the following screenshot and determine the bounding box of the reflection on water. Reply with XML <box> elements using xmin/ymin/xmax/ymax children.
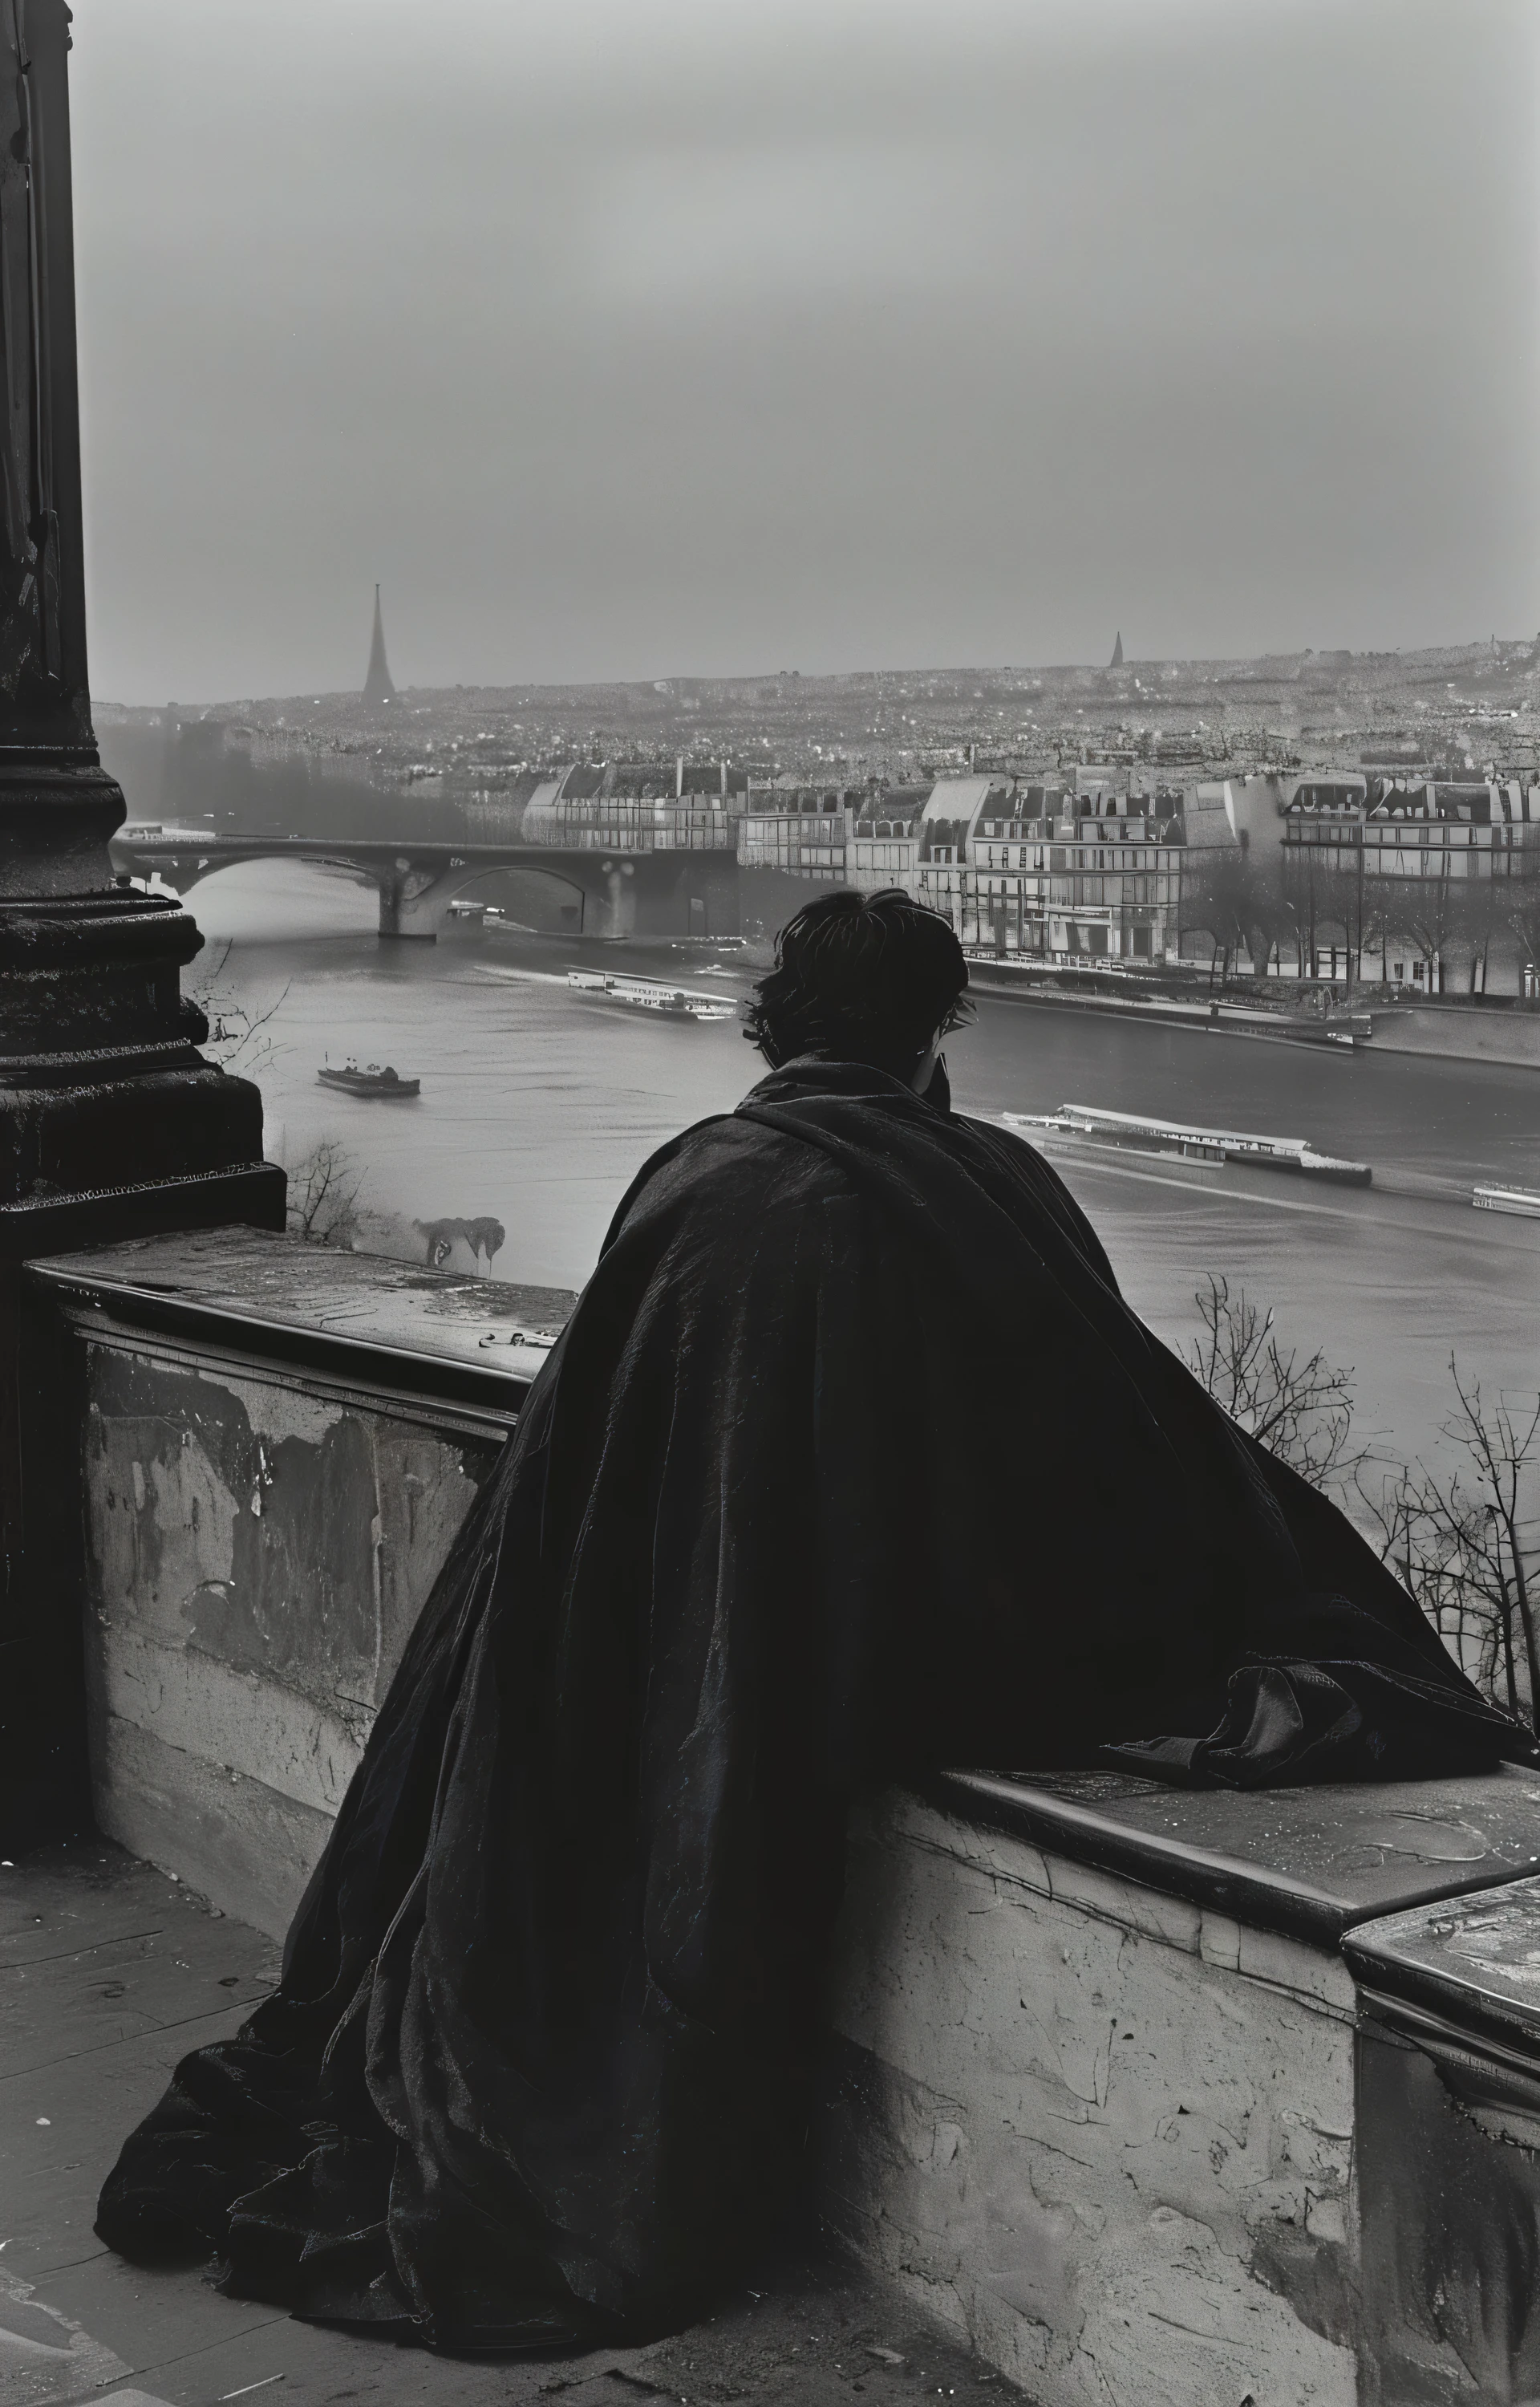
<box><xmin>193</xmin><ymin>862</ymin><xmax>1540</xmax><ymax>1467</ymax></box>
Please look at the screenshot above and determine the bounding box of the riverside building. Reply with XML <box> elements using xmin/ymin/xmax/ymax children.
<box><xmin>521</xmin><ymin>758</ymin><xmax>751</xmax><ymax>854</ymax></box>
<box><xmin>913</xmin><ymin>777</ymin><xmax>1185</xmax><ymax>964</ymax></box>
<box><xmin>737</xmin><ymin>787</ymin><xmax>857</xmax><ymax>882</ymax></box>
<box><xmin>1282</xmin><ymin>777</ymin><xmax>1540</xmax><ymax>994</ymax></box>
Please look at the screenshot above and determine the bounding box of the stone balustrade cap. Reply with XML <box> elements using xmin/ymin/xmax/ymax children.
<box><xmin>1345</xmin><ymin>1874</ymin><xmax>1540</xmax><ymax>2068</ymax></box>
<box><xmin>27</xmin><ymin>1226</ymin><xmax>578</xmax><ymax>1420</ymax></box>
<box><xmin>935</xmin><ymin>1765</ymin><xmax>1540</xmax><ymax>1949</ymax></box>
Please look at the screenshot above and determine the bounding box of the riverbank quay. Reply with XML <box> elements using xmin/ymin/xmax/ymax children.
<box><xmin>963</xmin><ymin>960</ymin><xmax>1370</xmax><ymax>1052</ymax></box>
<box><xmin>965</xmin><ymin>960</ymin><xmax>1540</xmax><ymax>1068</ymax></box>
<box><xmin>22</xmin><ymin>1227</ymin><xmax>1540</xmax><ymax>2407</ymax></box>
<box><xmin>1359</xmin><ymin>1001</ymin><xmax>1540</xmax><ymax>1070</ymax></box>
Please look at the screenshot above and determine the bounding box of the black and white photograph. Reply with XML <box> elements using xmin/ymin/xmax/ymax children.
<box><xmin>2</xmin><ymin>3</ymin><xmax>1538</xmax><ymax>2403</ymax></box>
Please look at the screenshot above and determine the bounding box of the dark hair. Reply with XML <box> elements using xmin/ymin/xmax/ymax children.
<box><xmin>744</xmin><ymin>887</ymin><xmax>972</xmax><ymax>1077</ymax></box>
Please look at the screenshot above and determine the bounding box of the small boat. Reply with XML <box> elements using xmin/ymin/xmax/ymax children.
<box><xmin>317</xmin><ymin>1060</ymin><xmax>421</xmax><ymax>1100</ymax></box>
<box><xmin>1473</xmin><ymin>1185</ymin><xmax>1540</xmax><ymax>1220</ymax></box>
<box><xmin>565</xmin><ymin>971</ymin><xmax>735</xmax><ymax>1023</ymax></box>
<box><xmin>1003</xmin><ymin>1102</ymin><xmax>1372</xmax><ymax>1187</ymax></box>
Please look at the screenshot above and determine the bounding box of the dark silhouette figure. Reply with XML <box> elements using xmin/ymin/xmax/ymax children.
<box><xmin>95</xmin><ymin>890</ymin><xmax>1533</xmax><ymax>2356</ymax></box>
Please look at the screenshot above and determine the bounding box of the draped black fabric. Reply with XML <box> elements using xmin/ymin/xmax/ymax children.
<box><xmin>95</xmin><ymin>1057</ymin><xmax>1534</xmax><ymax>2352</ymax></box>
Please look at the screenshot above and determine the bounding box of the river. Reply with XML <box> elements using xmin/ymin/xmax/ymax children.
<box><xmin>189</xmin><ymin>861</ymin><xmax>1540</xmax><ymax>1474</ymax></box>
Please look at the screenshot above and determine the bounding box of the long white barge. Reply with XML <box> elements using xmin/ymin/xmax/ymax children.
<box><xmin>1473</xmin><ymin>1185</ymin><xmax>1540</xmax><ymax>1219</ymax></box>
<box><xmin>566</xmin><ymin>969</ymin><xmax>736</xmax><ymax>1022</ymax></box>
<box><xmin>1003</xmin><ymin>1102</ymin><xmax>1372</xmax><ymax>1186</ymax></box>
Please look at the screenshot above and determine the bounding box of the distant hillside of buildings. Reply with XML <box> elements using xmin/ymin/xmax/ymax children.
<box><xmin>96</xmin><ymin>640</ymin><xmax>1540</xmax><ymax>995</ymax></box>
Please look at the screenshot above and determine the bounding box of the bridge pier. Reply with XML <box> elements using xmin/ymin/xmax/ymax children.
<box><xmin>379</xmin><ymin>865</ymin><xmax>449</xmax><ymax>940</ymax></box>
<box><xmin>590</xmin><ymin>860</ymin><xmax>637</xmax><ymax>940</ymax></box>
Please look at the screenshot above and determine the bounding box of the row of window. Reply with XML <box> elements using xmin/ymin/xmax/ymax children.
<box><xmin>571</xmin><ymin>827</ymin><xmax>733</xmax><ymax>854</ymax></box>
<box><xmin>951</xmin><ymin>915</ymin><xmax>1161</xmax><ymax>960</ymax></box>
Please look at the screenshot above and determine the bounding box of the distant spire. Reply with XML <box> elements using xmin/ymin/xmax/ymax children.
<box><xmin>1109</xmin><ymin>631</ymin><xmax>1124</xmax><ymax>669</ymax></box>
<box><xmin>363</xmin><ymin>585</ymin><xmax>396</xmax><ymax>705</ymax></box>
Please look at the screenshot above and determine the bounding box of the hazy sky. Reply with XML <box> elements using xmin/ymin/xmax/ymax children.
<box><xmin>71</xmin><ymin>0</ymin><xmax>1539</xmax><ymax>703</ymax></box>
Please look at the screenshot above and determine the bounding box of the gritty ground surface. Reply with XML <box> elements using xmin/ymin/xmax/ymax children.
<box><xmin>1</xmin><ymin>1840</ymin><xmax>1029</xmax><ymax>2407</ymax></box>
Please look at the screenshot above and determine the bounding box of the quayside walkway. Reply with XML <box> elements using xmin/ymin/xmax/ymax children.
<box><xmin>0</xmin><ymin>1840</ymin><xmax>1013</xmax><ymax>2407</ymax></box>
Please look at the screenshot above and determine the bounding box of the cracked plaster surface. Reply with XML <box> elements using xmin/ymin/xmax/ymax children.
<box><xmin>823</xmin><ymin>1793</ymin><xmax>1360</xmax><ymax>2407</ymax></box>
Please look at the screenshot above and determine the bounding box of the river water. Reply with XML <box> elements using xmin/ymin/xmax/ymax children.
<box><xmin>192</xmin><ymin>861</ymin><xmax>1540</xmax><ymax>1472</ymax></box>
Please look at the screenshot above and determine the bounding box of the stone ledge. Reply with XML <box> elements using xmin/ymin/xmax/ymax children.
<box><xmin>29</xmin><ymin>1224</ymin><xmax>578</xmax><ymax>1419</ymax></box>
<box><xmin>933</xmin><ymin>1764</ymin><xmax>1540</xmax><ymax>1946</ymax></box>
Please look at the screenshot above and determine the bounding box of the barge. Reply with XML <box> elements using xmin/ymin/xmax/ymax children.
<box><xmin>317</xmin><ymin>1061</ymin><xmax>421</xmax><ymax>1100</ymax></box>
<box><xmin>566</xmin><ymin>970</ymin><xmax>736</xmax><ymax>1022</ymax></box>
<box><xmin>1004</xmin><ymin>1102</ymin><xmax>1372</xmax><ymax>1186</ymax></box>
<box><xmin>1473</xmin><ymin>1185</ymin><xmax>1540</xmax><ymax>1220</ymax></box>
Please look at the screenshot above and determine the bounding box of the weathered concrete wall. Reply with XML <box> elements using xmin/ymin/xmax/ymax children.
<box><xmin>81</xmin><ymin>1337</ymin><xmax>501</xmax><ymax>1934</ymax></box>
<box><xmin>1355</xmin><ymin>2024</ymin><xmax>1540</xmax><ymax>2405</ymax></box>
<box><xmin>820</xmin><ymin>1789</ymin><xmax>1359</xmax><ymax>2407</ymax></box>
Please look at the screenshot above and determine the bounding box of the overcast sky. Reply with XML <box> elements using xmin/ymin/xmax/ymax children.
<box><xmin>71</xmin><ymin>0</ymin><xmax>1538</xmax><ymax>704</ymax></box>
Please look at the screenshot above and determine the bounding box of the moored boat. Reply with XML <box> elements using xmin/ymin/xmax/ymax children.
<box><xmin>1003</xmin><ymin>1102</ymin><xmax>1372</xmax><ymax>1186</ymax></box>
<box><xmin>1473</xmin><ymin>1185</ymin><xmax>1540</xmax><ymax>1220</ymax></box>
<box><xmin>565</xmin><ymin>970</ymin><xmax>735</xmax><ymax>1023</ymax></box>
<box><xmin>318</xmin><ymin>1060</ymin><xmax>421</xmax><ymax>1100</ymax></box>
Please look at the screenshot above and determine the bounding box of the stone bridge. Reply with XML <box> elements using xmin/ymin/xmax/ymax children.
<box><xmin>108</xmin><ymin>828</ymin><xmax>740</xmax><ymax>940</ymax></box>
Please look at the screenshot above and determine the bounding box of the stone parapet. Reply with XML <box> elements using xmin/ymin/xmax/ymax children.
<box><xmin>25</xmin><ymin>1227</ymin><xmax>1540</xmax><ymax>2403</ymax></box>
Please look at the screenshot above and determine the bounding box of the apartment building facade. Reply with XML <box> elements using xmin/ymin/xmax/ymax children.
<box><xmin>1281</xmin><ymin>778</ymin><xmax>1539</xmax><ymax>993</ymax></box>
<box><xmin>914</xmin><ymin>777</ymin><xmax>1185</xmax><ymax>963</ymax></box>
<box><xmin>522</xmin><ymin>761</ymin><xmax>749</xmax><ymax>855</ymax></box>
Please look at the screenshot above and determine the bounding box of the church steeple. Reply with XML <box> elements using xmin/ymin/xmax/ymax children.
<box><xmin>1109</xmin><ymin>631</ymin><xmax>1124</xmax><ymax>668</ymax></box>
<box><xmin>363</xmin><ymin>585</ymin><xmax>396</xmax><ymax>705</ymax></box>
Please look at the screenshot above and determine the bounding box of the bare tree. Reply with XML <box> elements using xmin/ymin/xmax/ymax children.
<box><xmin>1506</xmin><ymin>877</ymin><xmax>1540</xmax><ymax>1008</ymax></box>
<box><xmin>1280</xmin><ymin>846</ymin><xmax>1322</xmax><ymax>981</ymax></box>
<box><xmin>1441</xmin><ymin>1364</ymin><xmax>1540</xmax><ymax>1715</ymax></box>
<box><xmin>284</xmin><ymin>1137</ymin><xmax>363</xmax><ymax>1247</ymax></box>
<box><xmin>1356</xmin><ymin>1458</ymin><xmax>1509</xmax><ymax>1707</ymax></box>
<box><xmin>1186</xmin><ymin>1274</ymin><xmax>1364</xmax><ymax>1492</ymax></box>
<box><xmin>188</xmin><ymin>939</ymin><xmax>290</xmax><ymax>1078</ymax></box>
<box><xmin>1394</xmin><ymin>863</ymin><xmax>1465</xmax><ymax>996</ymax></box>
<box><xmin>1358</xmin><ymin>879</ymin><xmax>1397</xmax><ymax>987</ymax></box>
<box><xmin>1356</xmin><ymin>1361</ymin><xmax>1540</xmax><ymax>1727</ymax></box>
<box><xmin>1460</xmin><ymin>871</ymin><xmax>1504</xmax><ymax>998</ymax></box>
<box><xmin>1239</xmin><ymin>851</ymin><xmax>1300</xmax><ymax>981</ymax></box>
<box><xmin>1182</xmin><ymin>849</ymin><xmax>1262</xmax><ymax>988</ymax></box>
<box><xmin>1310</xmin><ymin>859</ymin><xmax>1364</xmax><ymax>988</ymax></box>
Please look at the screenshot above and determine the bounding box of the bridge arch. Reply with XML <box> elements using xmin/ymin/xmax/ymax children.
<box><xmin>380</xmin><ymin>858</ymin><xmax>589</xmax><ymax>940</ymax></box>
<box><xmin>108</xmin><ymin>833</ymin><xmax>732</xmax><ymax>941</ymax></box>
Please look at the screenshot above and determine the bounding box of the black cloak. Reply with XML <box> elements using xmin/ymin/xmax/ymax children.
<box><xmin>95</xmin><ymin>1058</ymin><xmax>1532</xmax><ymax>2350</ymax></box>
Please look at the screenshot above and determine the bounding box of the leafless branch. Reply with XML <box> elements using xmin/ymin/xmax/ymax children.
<box><xmin>188</xmin><ymin>939</ymin><xmax>290</xmax><ymax>1078</ymax></box>
<box><xmin>1354</xmin><ymin>1358</ymin><xmax>1540</xmax><ymax>1727</ymax></box>
<box><xmin>282</xmin><ymin>1136</ymin><xmax>363</xmax><ymax>1247</ymax></box>
<box><xmin>1186</xmin><ymin>1273</ymin><xmax>1365</xmax><ymax>1492</ymax></box>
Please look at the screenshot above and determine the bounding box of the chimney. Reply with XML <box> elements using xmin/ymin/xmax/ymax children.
<box><xmin>675</xmin><ymin>755</ymin><xmax>683</xmax><ymax>799</ymax></box>
<box><xmin>719</xmin><ymin>758</ymin><xmax>727</xmax><ymax>797</ymax></box>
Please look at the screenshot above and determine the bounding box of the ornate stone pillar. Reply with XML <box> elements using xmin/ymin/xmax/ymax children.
<box><xmin>0</xmin><ymin>1</ymin><xmax>284</xmax><ymax>1842</ymax></box>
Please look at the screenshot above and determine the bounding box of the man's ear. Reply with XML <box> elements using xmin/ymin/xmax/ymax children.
<box><xmin>909</xmin><ymin>1029</ymin><xmax>944</xmax><ymax>1095</ymax></box>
